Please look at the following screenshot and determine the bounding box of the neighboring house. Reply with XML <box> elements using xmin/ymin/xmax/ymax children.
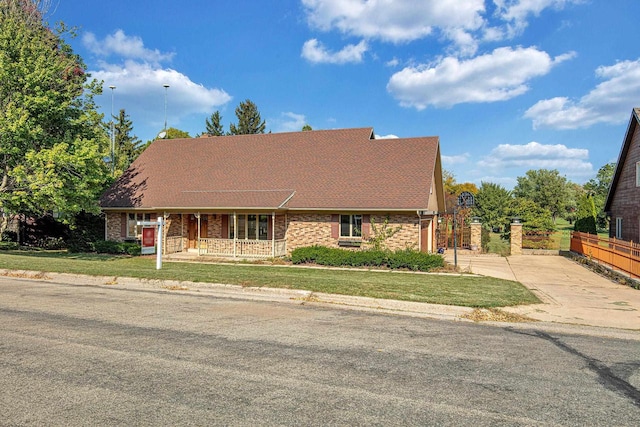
<box><xmin>605</xmin><ymin>108</ymin><xmax>640</xmax><ymax>241</ymax></box>
<box><xmin>100</xmin><ymin>127</ymin><xmax>445</xmax><ymax>258</ymax></box>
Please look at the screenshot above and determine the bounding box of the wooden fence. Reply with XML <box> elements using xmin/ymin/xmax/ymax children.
<box><xmin>570</xmin><ymin>231</ymin><xmax>640</xmax><ymax>278</ymax></box>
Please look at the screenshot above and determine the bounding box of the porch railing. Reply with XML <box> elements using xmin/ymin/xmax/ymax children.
<box><xmin>198</xmin><ymin>238</ymin><xmax>287</xmax><ymax>258</ymax></box>
<box><xmin>165</xmin><ymin>236</ymin><xmax>184</xmax><ymax>254</ymax></box>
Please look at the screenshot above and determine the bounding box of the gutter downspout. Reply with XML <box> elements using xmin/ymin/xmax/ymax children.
<box><xmin>272</xmin><ymin>212</ymin><xmax>275</xmax><ymax>258</ymax></box>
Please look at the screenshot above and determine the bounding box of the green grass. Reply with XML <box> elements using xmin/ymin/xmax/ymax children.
<box><xmin>0</xmin><ymin>251</ymin><xmax>540</xmax><ymax>308</ymax></box>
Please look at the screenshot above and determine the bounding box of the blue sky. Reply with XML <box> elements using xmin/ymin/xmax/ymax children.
<box><xmin>48</xmin><ymin>0</ymin><xmax>640</xmax><ymax>188</ymax></box>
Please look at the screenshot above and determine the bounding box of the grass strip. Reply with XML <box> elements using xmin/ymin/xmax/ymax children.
<box><xmin>0</xmin><ymin>251</ymin><xmax>541</xmax><ymax>308</ymax></box>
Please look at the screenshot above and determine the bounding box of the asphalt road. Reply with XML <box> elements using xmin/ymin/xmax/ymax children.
<box><xmin>1</xmin><ymin>276</ymin><xmax>639</xmax><ymax>426</ymax></box>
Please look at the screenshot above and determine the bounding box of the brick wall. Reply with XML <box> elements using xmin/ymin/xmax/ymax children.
<box><xmin>609</xmin><ymin>123</ymin><xmax>640</xmax><ymax>242</ymax></box>
<box><xmin>285</xmin><ymin>213</ymin><xmax>420</xmax><ymax>254</ymax></box>
<box><xmin>105</xmin><ymin>213</ymin><xmax>122</xmax><ymax>241</ymax></box>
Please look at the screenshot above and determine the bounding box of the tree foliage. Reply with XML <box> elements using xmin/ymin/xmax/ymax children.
<box><xmin>574</xmin><ymin>193</ymin><xmax>597</xmax><ymax>234</ymax></box>
<box><xmin>442</xmin><ymin>169</ymin><xmax>478</xmax><ymax>212</ymax></box>
<box><xmin>513</xmin><ymin>169</ymin><xmax>569</xmax><ymax>222</ymax></box>
<box><xmin>205</xmin><ymin>110</ymin><xmax>225</xmax><ymax>136</ymax></box>
<box><xmin>229</xmin><ymin>99</ymin><xmax>266</xmax><ymax>135</ymax></box>
<box><xmin>504</xmin><ymin>198</ymin><xmax>555</xmax><ymax>240</ymax></box>
<box><xmin>583</xmin><ymin>162</ymin><xmax>615</xmax><ymax>229</ymax></box>
<box><xmin>472</xmin><ymin>182</ymin><xmax>512</xmax><ymax>231</ymax></box>
<box><xmin>0</xmin><ymin>0</ymin><xmax>109</xmax><ymax>232</ymax></box>
<box><xmin>113</xmin><ymin>108</ymin><xmax>142</xmax><ymax>173</ymax></box>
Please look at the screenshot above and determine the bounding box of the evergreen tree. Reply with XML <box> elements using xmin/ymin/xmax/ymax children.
<box><xmin>205</xmin><ymin>111</ymin><xmax>225</xmax><ymax>136</ymax></box>
<box><xmin>574</xmin><ymin>194</ymin><xmax>597</xmax><ymax>234</ymax></box>
<box><xmin>472</xmin><ymin>182</ymin><xmax>512</xmax><ymax>231</ymax></box>
<box><xmin>113</xmin><ymin>109</ymin><xmax>142</xmax><ymax>172</ymax></box>
<box><xmin>0</xmin><ymin>0</ymin><xmax>109</xmax><ymax>234</ymax></box>
<box><xmin>229</xmin><ymin>99</ymin><xmax>266</xmax><ymax>135</ymax></box>
<box><xmin>302</xmin><ymin>124</ymin><xmax>312</xmax><ymax>131</ymax></box>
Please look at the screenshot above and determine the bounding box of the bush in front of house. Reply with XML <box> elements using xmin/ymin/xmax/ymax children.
<box><xmin>290</xmin><ymin>246</ymin><xmax>444</xmax><ymax>271</ymax></box>
<box><xmin>93</xmin><ymin>240</ymin><xmax>141</xmax><ymax>256</ymax></box>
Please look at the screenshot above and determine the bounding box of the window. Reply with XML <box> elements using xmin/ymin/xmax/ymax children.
<box><xmin>229</xmin><ymin>214</ymin><xmax>269</xmax><ymax>240</ymax></box>
<box><xmin>340</xmin><ymin>214</ymin><xmax>362</xmax><ymax>238</ymax></box>
<box><xmin>127</xmin><ymin>213</ymin><xmax>151</xmax><ymax>238</ymax></box>
<box><xmin>616</xmin><ymin>217</ymin><xmax>623</xmax><ymax>239</ymax></box>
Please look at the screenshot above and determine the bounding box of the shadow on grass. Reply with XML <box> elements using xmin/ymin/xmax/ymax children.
<box><xmin>3</xmin><ymin>249</ymin><xmax>124</xmax><ymax>262</ymax></box>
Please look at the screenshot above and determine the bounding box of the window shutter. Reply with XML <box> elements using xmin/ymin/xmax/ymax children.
<box><xmin>267</xmin><ymin>216</ymin><xmax>273</xmax><ymax>240</ymax></box>
<box><xmin>120</xmin><ymin>213</ymin><xmax>127</xmax><ymax>237</ymax></box>
<box><xmin>331</xmin><ymin>214</ymin><xmax>339</xmax><ymax>238</ymax></box>
<box><xmin>221</xmin><ymin>215</ymin><xmax>229</xmax><ymax>239</ymax></box>
<box><xmin>362</xmin><ymin>215</ymin><xmax>371</xmax><ymax>238</ymax></box>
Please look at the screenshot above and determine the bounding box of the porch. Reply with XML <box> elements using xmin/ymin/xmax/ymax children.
<box><xmin>165</xmin><ymin>236</ymin><xmax>287</xmax><ymax>259</ymax></box>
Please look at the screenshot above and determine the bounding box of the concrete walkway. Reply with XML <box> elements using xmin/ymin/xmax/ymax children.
<box><xmin>447</xmin><ymin>251</ymin><xmax>640</xmax><ymax>331</ymax></box>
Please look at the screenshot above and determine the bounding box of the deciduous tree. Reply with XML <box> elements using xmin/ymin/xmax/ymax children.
<box><xmin>0</xmin><ymin>0</ymin><xmax>109</xmax><ymax>234</ymax></box>
<box><xmin>513</xmin><ymin>169</ymin><xmax>569</xmax><ymax>222</ymax></box>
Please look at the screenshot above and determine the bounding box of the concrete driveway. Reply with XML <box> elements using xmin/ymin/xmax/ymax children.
<box><xmin>448</xmin><ymin>252</ymin><xmax>640</xmax><ymax>330</ymax></box>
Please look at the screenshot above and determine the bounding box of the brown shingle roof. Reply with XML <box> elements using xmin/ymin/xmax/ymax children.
<box><xmin>100</xmin><ymin>127</ymin><xmax>441</xmax><ymax>211</ymax></box>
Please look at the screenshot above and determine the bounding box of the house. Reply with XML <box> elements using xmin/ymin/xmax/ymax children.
<box><xmin>605</xmin><ymin>108</ymin><xmax>640</xmax><ymax>241</ymax></box>
<box><xmin>100</xmin><ymin>127</ymin><xmax>445</xmax><ymax>258</ymax></box>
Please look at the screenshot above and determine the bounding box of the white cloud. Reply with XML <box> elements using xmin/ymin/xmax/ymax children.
<box><xmin>477</xmin><ymin>141</ymin><xmax>593</xmax><ymax>178</ymax></box>
<box><xmin>83</xmin><ymin>30</ymin><xmax>175</xmax><ymax>65</ymax></box>
<box><xmin>494</xmin><ymin>0</ymin><xmax>584</xmax><ymax>37</ymax></box>
<box><xmin>525</xmin><ymin>58</ymin><xmax>640</xmax><ymax>129</ymax></box>
<box><xmin>301</xmin><ymin>0</ymin><xmax>583</xmax><ymax>57</ymax></box>
<box><xmin>301</xmin><ymin>38</ymin><xmax>368</xmax><ymax>64</ymax></box>
<box><xmin>271</xmin><ymin>112</ymin><xmax>308</xmax><ymax>132</ymax></box>
<box><xmin>385</xmin><ymin>57</ymin><xmax>400</xmax><ymax>67</ymax></box>
<box><xmin>83</xmin><ymin>30</ymin><xmax>231</xmax><ymax>138</ymax></box>
<box><xmin>92</xmin><ymin>61</ymin><xmax>231</xmax><ymax>119</ymax></box>
<box><xmin>374</xmin><ymin>133</ymin><xmax>399</xmax><ymax>139</ymax></box>
<box><xmin>302</xmin><ymin>0</ymin><xmax>485</xmax><ymax>54</ymax></box>
<box><xmin>387</xmin><ymin>46</ymin><xmax>574</xmax><ymax>109</ymax></box>
<box><xmin>442</xmin><ymin>153</ymin><xmax>470</xmax><ymax>165</ymax></box>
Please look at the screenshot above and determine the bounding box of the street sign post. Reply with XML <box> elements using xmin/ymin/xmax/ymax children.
<box><xmin>136</xmin><ymin>217</ymin><xmax>164</xmax><ymax>269</ymax></box>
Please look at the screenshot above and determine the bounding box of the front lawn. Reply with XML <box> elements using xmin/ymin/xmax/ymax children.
<box><xmin>0</xmin><ymin>251</ymin><xmax>540</xmax><ymax>308</ymax></box>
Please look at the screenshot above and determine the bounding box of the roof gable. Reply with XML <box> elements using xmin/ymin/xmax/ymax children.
<box><xmin>100</xmin><ymin>127</ymin><xmax>442</xmax><ymax>211</ymax></box>
<box><xmin>605</xmin><ymin>108</ymin><xmax>640</xmax><ymax>212</ymax></box>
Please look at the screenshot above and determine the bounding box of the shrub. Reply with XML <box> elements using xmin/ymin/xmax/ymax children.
<box><xmin>290</xmin><ymin>246</ymin><xmax>444</xmax><ymax>271</ymax></box>
<box><xmin>93</xmin><ymin>240</ymin><xmax>141</xmax><ymax>256</ymax></box>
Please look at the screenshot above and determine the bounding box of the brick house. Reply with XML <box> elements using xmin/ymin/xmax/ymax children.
<box><xmin>100</xmin><ymin>127</ymin><xmax>445</xmax><ymax>258</ymax></box>
<box><xmin>605</xmin><ymin>108</ymin><xmax>640</xmax><ymax>241</ymax></box>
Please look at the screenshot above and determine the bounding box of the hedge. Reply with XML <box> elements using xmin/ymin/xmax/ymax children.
<box><xmin>291</xmin><ymin>246</ymin><xmax>444</xmax><ymax>271</ymax></box>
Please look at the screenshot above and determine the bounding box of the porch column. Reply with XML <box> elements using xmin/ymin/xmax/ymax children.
<box><xmin>196</xmin><ymin>213</ymin><xmax>201</xmax><ymax>255</ymax></box>
<box><xmin>272</xmin><ymin>212</ymin><xmax>276</xmax><ymax>257</ymax></box>
<box><xmin>233</xmin><ymin>212</ymin><xmax>237</xmax><ymax>258</ymax></box>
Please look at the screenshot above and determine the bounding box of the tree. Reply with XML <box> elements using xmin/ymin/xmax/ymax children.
<box><xmin>113</xmin><ymin>108</ymin><xmax>142</xmax><ymax>173</ymax></box>
<box><xmin>513</xmin><ymin>169</ymin><xmax>569</xmax><ymax>222</ymax></box>
<box><xmin>229</xmin><ymin>99</ymin><xmax>266</xmax><ymax>135</ymax></box>
<box><xmin>505</xmin><ymin>198</ymin><xmax>555</xmax><ymax>233</ymax></box>
<box><xmin>472</xmin><ymin>182</ymin><xmax>512</xmax><ymax>231</ymax></box>
<box><xmin>302</xmin><ymin>124</ymin><xmax>312</xmax><ymax>131</ymax></box>
<box><xmin>583</xmin><ymin>162</ymin><xmax>615</xmax><ymax>229</ymax></box>
<box><xmin>0</xmin><ymin>0</ymin><xmax>109</xmax><ymax>234</ymax></box>
<box><xmin>442</xmin><ymin>169</ymin><xmax>478</xmax><ymax>212</ymax></box>
<box><xmin>165</xmin><ymin>127</ymin><xmax>191</xmax><ymax>139</ymax></box>
<box><xmin>574</xmin><ymin>193</ymin><xmax>597</xmax><ymax>234</ymax></box>
<box><xmin>205</xmin><ymin>111</ymin><xmax>225</xmax><ymax>136</ymax></box>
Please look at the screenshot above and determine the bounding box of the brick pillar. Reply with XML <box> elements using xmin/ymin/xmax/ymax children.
<box><xmin>470</xmin><ymin>221</ymin><xmax>482</xmax><ymax>252</ymax></box>
<box><xmin>510</xmin><ymin>222</ymin><xmax>523</xmax><ymax>255</ymax></box>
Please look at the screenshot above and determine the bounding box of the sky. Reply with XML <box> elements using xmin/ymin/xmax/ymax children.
<box><xmin>46</xmin><ymin>0</ymin><xmax>640</xmax><ymax>188</ymax></box>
